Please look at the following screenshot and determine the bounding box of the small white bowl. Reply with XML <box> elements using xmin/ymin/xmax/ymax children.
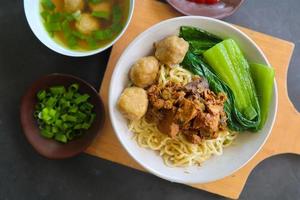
<box><xmin>109</xmin><ymin>16</ymin><xmax>278</xmax><ymax>184</ymax></box>
<box><xmin>24</xmin><ymin>0</ymin><xmax>134</xmax><ymax>57</ymax></box>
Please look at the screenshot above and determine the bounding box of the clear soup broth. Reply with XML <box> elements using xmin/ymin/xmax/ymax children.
<box><xmin>40</xmin><ymin>0</ymin><xmax>129</xmax><ymax>51</ymax></box>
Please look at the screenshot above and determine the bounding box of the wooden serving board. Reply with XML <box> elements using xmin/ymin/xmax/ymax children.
<box><xmin>85</xmin><ymin>0</ymin><xmax>297</xmax><ymax>199</ymax></box>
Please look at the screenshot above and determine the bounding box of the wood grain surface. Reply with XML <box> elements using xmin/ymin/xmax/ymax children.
<box><xmin>85</xmin><ymin>0</ymin><xmax>297</xmax><ymax>199</ymax></box>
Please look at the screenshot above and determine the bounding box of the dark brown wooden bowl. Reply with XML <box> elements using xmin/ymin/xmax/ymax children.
<box><xmin>166</xmin><ymin>0</ymin><xmax>244</xmax><ymax>19</ymax></box>
<box><xmin>20</xmin><ymin>74</ymin><xmax>105</xmax><ymax>159</ymax></box>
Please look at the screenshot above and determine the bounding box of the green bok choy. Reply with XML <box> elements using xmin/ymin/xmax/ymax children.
<box><xmin>180</xmin><ymin>26</ymin><xmax>271</xmax><ymax>131</ymax></box>
<box><xmin>250</xmin><ymin>63</ymin><xmax>275</xmax><ymax>129</ymax></box>
<box><xmin>203</xmin><ymin>39</ymin><xmax>260</xmax><ymax>122</ymax></box>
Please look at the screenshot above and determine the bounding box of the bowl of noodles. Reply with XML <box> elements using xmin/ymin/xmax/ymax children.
<box><xmin>109</xmin><ymin>16</ymin><xmax>278</xmax><ymax>184</ymax></box>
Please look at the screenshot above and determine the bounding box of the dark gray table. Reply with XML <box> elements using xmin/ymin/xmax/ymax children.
<box><xmin>1</xmin><ymin>0</ymin><xmax>299</xmax><ymax>199</ymax></box>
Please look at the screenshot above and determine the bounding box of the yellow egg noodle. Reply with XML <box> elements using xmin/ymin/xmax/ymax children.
<box><xmin>129</xmin><ymin>65</ymin><xmax>238</xmax><ymax>167</ymax></box>
<box><xmin>158</xmin><ymin>64</ymin><xmax>193</xmax><ymax>87</ymax></box>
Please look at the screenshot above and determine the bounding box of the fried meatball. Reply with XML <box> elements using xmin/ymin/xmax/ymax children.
<box><xmin>75</xmin><ymin>13</ymin><xmax>100</xmax><ymax>35</ymax></box>
<box><xmin>64</xmin><ymin>0</ymin><xmax>85</xmax><ymax>12</ymax></box>
<box><xmin>118</xmin><ymin>87</ymin><xmax>149</xmax><ymax>121</ymax></box>
<box><xmin>89</xmin><ymin>1</ymin><xmax>111</xmax><ymax>13</ymax></box>
<box><xmin>130</xmin><ymin>56</ymin><xmax>159</xmax><ymax>88</ymax></box>
<box><xmin>155</xmin><ymin>35</ymin><xmax>189</xmax><ymax>66</ymax></box>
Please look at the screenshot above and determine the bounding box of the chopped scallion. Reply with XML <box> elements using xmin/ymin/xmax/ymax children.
<box><xmin>34</xmin><ymin>84</ymin><xmax>96</xmax><ymax>143</ymax></box>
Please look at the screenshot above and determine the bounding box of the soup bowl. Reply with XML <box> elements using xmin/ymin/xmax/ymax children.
<box><xmin>24</xmin><ymin>0</ymin><xmax>134</xmax><ymax>57</ymax></box>
<box><xmin>109</xmin><ymin>16</ymin><xmax>278</xmax><ymax>184</ymax></box>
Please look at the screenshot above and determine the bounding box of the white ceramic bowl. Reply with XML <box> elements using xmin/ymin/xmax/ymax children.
<box><xmin>109</xmin><ymin>16</ymin><xmax>278</xmax><ymax>184</ymax></box>
<box><xmin>24</xmin><ymin>0</ymin><xmax>134</xmax><ymax>57</ymax></box>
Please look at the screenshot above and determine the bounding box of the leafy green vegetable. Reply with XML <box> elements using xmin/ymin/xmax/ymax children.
<box><xmin>34</xmin><ymin>84</ymin><xmax>96</xmax><ymax>143</ymax></box>
<box><xmin>187</xmin><ymin>40</ymin><xmax>219</xmax><ymax>55</ymax></box>
<box><xmin>180</xmin><ymin>26</ymin><xmax>262</xmax><ymax>131</ymax></box>
<box><xmin>250</xmin><ymin>63</ymin><xmax>275</xmax><ymax>129</ymax></box>
<box><xmin>180</xmin><ymin>26</ymin><xmax>222</xmax><ymax>55</ymax></box>
<box><xmin>183</xmin><ymin>52</ymin><xmax>239</xmax><ymax>131</ymax></box>
<box><xmin>203</xmin><ymin>39</ymin><xmax>260</xmax><ymax>121</ymax></box>
<box><xmin>180</xmin><ymin>26</ymin><xmax>221</xmax><ymax>42</ymax></box>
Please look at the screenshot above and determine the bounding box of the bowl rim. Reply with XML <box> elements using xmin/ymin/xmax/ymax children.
<box><xmin>108</xmin><ymin>16</ymin><xmax>278</xmax><ymax>184</ymax></box>
<box><xmin>23</xmin><ymin>0</ymin><xmax>135</xmax><ymax>57</ymax></box>
<box><xmin>20</xmin><ymin>73</ymin><xmax>105</xmax><ymax>159</ymax></box>
<box><xmin>166</xmin><ymin>0</ymin><xmax>245</xmax><ymax>19</ymax></box>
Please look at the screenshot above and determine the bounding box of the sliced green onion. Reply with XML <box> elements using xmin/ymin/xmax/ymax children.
<box><xmin>93</xmin><ymin>29</ymin><xmax>112</xmax><ymax>40</ymax></box>
<box><xmin>34</xmin><ymin>84</ymin><xmax>96</xmax><ymax>143</ymax></box>
<box><xmin>41</xmin><ymin>11</ymin><xmax>50</xmax><ymax>21</ymax></box>
<box><xmin>64</xmin><ymin>91</ymin><xmax>73</xmax><ymax>100</ymax></box>
<box><xmin>45</xmin><ymin>97</ymin><xmax>57</xmax><ymax>107</ymax></box>
<box><xmin>45</xmin><ymin>22</ymin><xmax>62</xmax><ymax>32</ymax></box>
<box><xmin>55</xmin><ymin>134</ymin><xmax>67</xmax><ymax>143</ymax></box>
<box><xmin>69</xmin><ymin>83</ymin><xmax>79</xmax><ymax>92</ymax></box>
<box><xmin>67</xmin><ymin>35</ymin><xmax>78</xmax><ymax>48</ymax></box>
<box><xmin>87</xmin><ymin>37</ymin><xmax>98</xmax><ymax>49</ymax></box>
<box><xmin>50</xmin><ymin>86</ymin><xmax>65</xmax><ymax>95</ymax></box>
<box><xmin>88</xmin><ymin>0</ymin><xmax>103</xmax><ymax>4</ymax></box>
<box><xmin>41</xmin><ymin>129</ymin><xmax>54</xmax><ymax>138</ymax></box>
<box><xmin>48</xmin><ymin>13</ymin><xmax>64</xmax><ymax>23</ymax></box>
<box><xmin>74</xmin><ymin>94</ymin><xmax>90</xmax><ymax>104</ymax></box>
<box><xmin>112</xmin><ymin>5</ymin><xmax>122</xmax><ymax>24</ymax></box>
<box><xmin>37</xmin><ymin>90</ymin><xmax>47</xmax><ymax>100</ymax></box>
<box><xmin>41</xmin><ymin>0</ymin><xmax>55</xmax><ymax>11</ymax></box>
<box><xmin>92</xmin><ymin>11</ymin><xmax>110</xmax><ymax>20</ymax></box>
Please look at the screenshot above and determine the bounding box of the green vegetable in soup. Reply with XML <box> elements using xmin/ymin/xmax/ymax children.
<box><xmin>89</xmin><ymin>0</ymin><xmax>103</xmax><ymax>4</ymax></box>
<box><xmin>92</xmin><ymin>11</ymin><xmax>110</xmax><ymax>20</ymax></box>
<box><xmin>34</xmin><ymin>84</ymin><xmax>96</xmax><ymax>143</ymax></box>
<box><xmin>41</xmin><ymin>0</ymin><xmax>55</xmax><ymax>10</ymax></box>
<box><xmin>250</xmin><ymin>63</ymin><xmax>275</xmax><ymax>129</ymax></box>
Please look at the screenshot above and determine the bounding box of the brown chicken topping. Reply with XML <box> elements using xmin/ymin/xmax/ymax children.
<box><xmin>148</xmin><ymin>82</ymin><xmax>185</xmax><ymax>110</ymax></box>
<box><xmin>146</xmin><ymin>77</ymin><xmax>227</xmax><ymax>144</ymax></box>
